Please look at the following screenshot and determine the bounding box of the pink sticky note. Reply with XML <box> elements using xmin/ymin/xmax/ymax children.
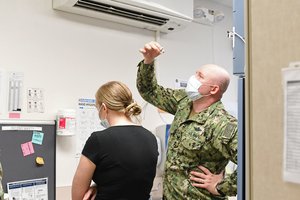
<box><xmin>9</xmin><ymin>112</ymin><xmax>21</xmax><ymax>119</ymax></box>
<box><xmin>21</xmin><ymin>141</ymin><xmax>35</xmax><ymax>156</ymax></box>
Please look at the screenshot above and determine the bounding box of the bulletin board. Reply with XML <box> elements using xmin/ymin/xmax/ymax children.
<box><xmin>0</xmin><ymin>120</ymin><xmax>56</xmax><ymax>200</ymax></box>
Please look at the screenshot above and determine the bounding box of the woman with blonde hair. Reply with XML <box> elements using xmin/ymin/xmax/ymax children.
<box><xmin>72</xmin><ymin>81</ymin><xmax>158</xmax><ymax>200</ymax></box>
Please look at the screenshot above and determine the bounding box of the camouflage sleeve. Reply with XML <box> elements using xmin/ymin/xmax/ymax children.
<box><xmin>218</xmin><ymin>170</ymin><xmax>237</xmax><ymax>197</ymax></box>
<box><xmin>136</xmin><ymin>60</ymin><xmax>186</xmax><ymax>115</ymax></box>
<box><xmin>215</xmin><ymin>121</ymin><xmax>238</xmax><ymax>196</ymax></box>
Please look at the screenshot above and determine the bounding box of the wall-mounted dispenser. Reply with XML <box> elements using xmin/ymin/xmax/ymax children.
<box><xmin>56</xmin><ymin>109</ymin><xmax>76</xmax><ymax>136</ymax></box>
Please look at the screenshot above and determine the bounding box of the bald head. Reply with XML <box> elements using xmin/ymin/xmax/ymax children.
<box><xmin>198</xmin><ymin>64</ymin><xmax>230</xmax><ymax>95</ymax></box>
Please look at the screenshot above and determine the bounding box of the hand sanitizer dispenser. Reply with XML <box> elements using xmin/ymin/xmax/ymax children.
<box><xmin>56</xmin><ymin>109</ymin><xmax>76</xmax><ymax>136</ymax></box>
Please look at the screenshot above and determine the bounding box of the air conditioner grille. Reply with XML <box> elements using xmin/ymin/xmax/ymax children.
<box><xmin>74</xmin><ymin>0</ymin><xmax>169</xmax><ymax>26</ymax></box>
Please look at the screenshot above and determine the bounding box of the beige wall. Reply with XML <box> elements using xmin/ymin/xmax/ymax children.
<box><xmin>248</xmin><ymin>0</ymin><xmax>300</xmax><ymax>199</ymax></box>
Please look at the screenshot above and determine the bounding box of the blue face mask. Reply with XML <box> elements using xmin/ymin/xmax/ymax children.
<box><xmin>99</xmin><ymin>105</ymin><xmax>110</xmax><ymax>128</ymax></box>
<box><xmin>100</xmin><ymin>118</ymin><xmax>110</xmax><ymax>129</ymax></box>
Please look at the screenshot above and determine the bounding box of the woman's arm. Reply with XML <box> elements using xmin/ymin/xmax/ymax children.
<box><xmin>72</xmin><ymin>155</ymin><xmax>96</xmax><ymax>200</ymax></box>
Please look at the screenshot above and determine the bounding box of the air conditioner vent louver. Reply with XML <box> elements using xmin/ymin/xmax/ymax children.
<box><xmin>53</xmin><ymin>0</ymin><xmax>193</xmax><ymax>33</ymax></box>
<box><xmin>74</xmin><ymin>0</ymin><xmax>169</xmax><ymax>26</ymax></box>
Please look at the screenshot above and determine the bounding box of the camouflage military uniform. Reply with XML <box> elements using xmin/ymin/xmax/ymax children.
<box><xmin>137</xmin><ymin>61</ymin><xmax>238</xmax><ymax>200</ymax></box>
<box><xmin>0</xmin><ymin>162</ymin><xmax>4</xmax><ymax>200</ymax></box>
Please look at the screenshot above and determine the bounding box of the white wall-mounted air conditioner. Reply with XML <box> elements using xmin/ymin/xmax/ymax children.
<box><xmin>52</xmin><ymin>0</ymin><xmax>193</xmax><ymax>33</ymax></box>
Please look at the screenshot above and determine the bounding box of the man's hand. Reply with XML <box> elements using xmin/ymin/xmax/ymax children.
<box><xmin>83</xmin><ymin>185</ymin><xmax>97</xmax><ymax>200</ymax></box>
<box><xmin>189</xmin><ymin>165</ymin><xmax>224</xmax><ymax>196</ymax></box>
<box><xmin>139</xmin><ymin>41</ymin><xmax>164</xmax><ymax>64</ymax></box>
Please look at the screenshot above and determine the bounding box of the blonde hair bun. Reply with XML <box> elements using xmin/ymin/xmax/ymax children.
<box><xmin>125</xmin><ymin>102</ymin><xmax>142</xmax><ymax>117</ymax></box>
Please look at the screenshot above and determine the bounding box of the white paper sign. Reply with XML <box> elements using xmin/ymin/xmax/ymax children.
<box><xmin>76</xmin><ymin>98</ymin><xmax>102</xmax><ymax>157</ymax></box>
<box><xmin>282</xmin><ymin>62</ymin><xmax>300</xmax><ymax>184</ymax></box>
<box><xmin>1</xmin><ymin>126</ymin><xmax>42</xmax><ymax>131</ymax></box>
<box><xmin>7</xmin><ymin>177</ymin><xmax>48</xmax><ymax>200</ymax></box>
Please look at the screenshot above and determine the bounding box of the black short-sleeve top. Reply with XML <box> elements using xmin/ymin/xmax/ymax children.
<box><xmin>82</xmin><ymin>125</ymin><xmax>158</xmax><ymax>200</ymax></box>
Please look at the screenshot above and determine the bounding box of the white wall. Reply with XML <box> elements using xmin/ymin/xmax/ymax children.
<box><xmin>0</xmin><ymin>0</ymin><xmax>235</xmax><ymax>188</ymax></box>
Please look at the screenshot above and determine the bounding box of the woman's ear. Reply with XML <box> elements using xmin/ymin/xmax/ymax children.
<box><xmin>101</xmin><ymin>103</ymin><xmax>108</xmax><ymax>111</ymax></box>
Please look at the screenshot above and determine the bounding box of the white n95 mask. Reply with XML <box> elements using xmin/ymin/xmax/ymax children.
<box><xmin>185</xmin><ymin>75</ymin><xmax>202</xmax><ymax>101</ymax></box>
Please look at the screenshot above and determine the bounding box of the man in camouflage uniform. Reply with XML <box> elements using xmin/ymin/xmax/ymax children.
<box><xmin>137</xmin><ymin>41</ymin><xmax>237</xmax><ymax>200</ymax></box>
<box><xmin>0</xmin><ymin>162</ymin><xmax>4</xmax><ymax>200</ymax></box>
